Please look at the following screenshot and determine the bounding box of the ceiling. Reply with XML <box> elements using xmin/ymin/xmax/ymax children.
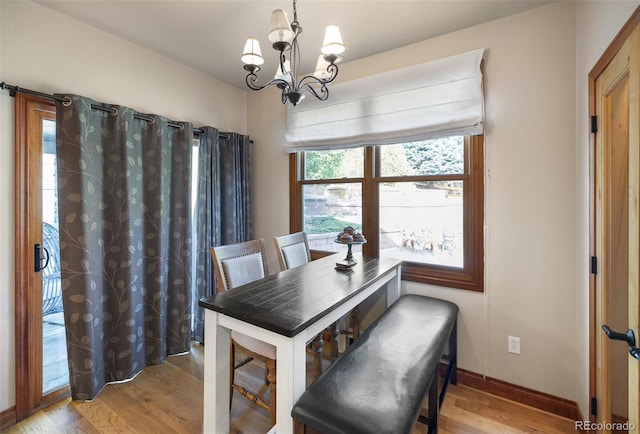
<box><xmin>36</xmin><ymin>0</ymin><xmax>558</xmax><ymax>90</ymax></box>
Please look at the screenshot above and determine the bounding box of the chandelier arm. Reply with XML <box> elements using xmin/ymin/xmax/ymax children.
<box><xmin>279</xmin><ymin>50</ymin><xmax>286</xmax><ymax>73</ymax></box>
<box><xmin>297</xmin><ymin>65</ymin><xmax>338</xmax><ymax>89</ymax></box>
<box><xmin>325</xmin><ymin>63</ymin><xmax>339</xmax><ymax>82</ymax></box>
<box><xmin>300</xmin><ymin>81</ymin><xmax>330</xmax><ymax>101</ymax></box>
<box><xmin>245</xmin><ymin>73</ymin><xmax>291</xmax><ymax>93</ymax></box>
<box><xmin>296</xmin><ymin>74</ymin><xmax>326</xmax><ymax>90</ymax></box>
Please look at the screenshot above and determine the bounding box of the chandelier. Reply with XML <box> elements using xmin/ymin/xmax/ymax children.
<box><xmin>240</xmin><ymin>0</ymin><xmax>345</xmax><ymax>106</ymax></box>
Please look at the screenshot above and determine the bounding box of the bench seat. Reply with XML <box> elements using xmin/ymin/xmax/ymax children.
<box><xmin>291</xmin><ymin>294</ymin><xmax>458</xmax><ymax>434</ymax></box>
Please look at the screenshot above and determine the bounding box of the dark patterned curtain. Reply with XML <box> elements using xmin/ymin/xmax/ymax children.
<box><xmin>192</xmin><ymin>130</ymin><xmax>252</xmax><ymax>342</ymax></box>
<box><xmin>192</xmin><ymin>127</ymin><xmax>220</xmax><ymax>343</ymax></box>
<box><xmin>55</xmin><ymin>95</ymin><xmax>193</xmax><ymax>400</ymax></box>
<box><xmin>219</xmin><ymin>132</ymin><xmax>252</xmax><ymax>244</ymax></box>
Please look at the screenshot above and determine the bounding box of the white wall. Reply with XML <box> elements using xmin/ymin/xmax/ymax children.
<box><xmin>575</xmin><ymin>0</ymin><xmax>640</xmax><ymax>419</ymax></box>
<box><xmin>250</xmin><ymin>1</ymin><xmax>579</xmax><ymax>402</ymax></box>
<box><xmin>0</xmin><ymin>0</ymin><xmax>247</xmax><ymax>412</ymax></box>
<box><xmin>247</xmin><ymin>85</ymin><xmax>289</xmax><ymax>274</ymax></box>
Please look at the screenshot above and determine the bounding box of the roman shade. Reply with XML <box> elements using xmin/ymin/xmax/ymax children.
<box><xmin>285</xmin><ymin>48</ymin><xmax>485</xmax><ymax>152</ymax></box>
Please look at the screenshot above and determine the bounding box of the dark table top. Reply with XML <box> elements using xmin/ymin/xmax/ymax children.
<box><xmin>199</xmin><ymin>253</ymin><xmax>402</xmax><ymax>337</ymax></box>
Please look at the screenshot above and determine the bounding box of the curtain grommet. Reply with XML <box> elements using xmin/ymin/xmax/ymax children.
<box><xmin>62</xmin><ymin>96</ymin><xmax>72</xmax><ymax>107</ymax></box>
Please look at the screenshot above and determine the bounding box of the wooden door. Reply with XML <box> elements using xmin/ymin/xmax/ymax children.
<box><xmin>592</xmin><ymin>9</ymin><xmax>640</xmax><ymax>433</ymax></box>
<box><xmin>14</xmin><ymin>93</ymin><xmax>68</xmax><ymax>420</ymax></box>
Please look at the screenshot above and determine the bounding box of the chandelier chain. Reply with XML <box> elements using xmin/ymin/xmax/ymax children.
<box><xmin>292</xmin><ymin>0</ymin><xmax>298</xmax><ymax>24</ymax></box>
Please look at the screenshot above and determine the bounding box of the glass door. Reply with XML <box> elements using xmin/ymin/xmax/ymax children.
<box><xmin>41</xmin><ymin>118</ymin><xmax>67</xmax><ymax>394</ymax></box>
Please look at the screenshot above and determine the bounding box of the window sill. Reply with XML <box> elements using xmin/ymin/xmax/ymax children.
<box><xmin>401</xmin><ymin>262</ymin><xmax>484</xmax><ymax>292</ymax></box>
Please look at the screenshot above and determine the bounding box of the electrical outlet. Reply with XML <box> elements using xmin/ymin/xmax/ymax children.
<box><xmin>508</xmin><ymin>336</ymin><xmax>520</xmax><ymax>354</ymax></box>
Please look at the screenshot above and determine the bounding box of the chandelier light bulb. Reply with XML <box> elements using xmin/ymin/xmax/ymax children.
<box><xmin>241</xmin><ymin>37</ymin><xmax>264</xmax><ymax>66</ymax></box>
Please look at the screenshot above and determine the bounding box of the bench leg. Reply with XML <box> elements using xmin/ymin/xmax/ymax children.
<box><xmin>439</xmin><ymin>320</ymin><xmax>458</xmax><ymax>408</ymax></box>
<box><xmin>293</xmin><ymin>419</ymin><xmax>323</xmax><ymax>434</ymax></box>
<box><xmin>428</xmin><ymin>376</ymin><xmax>439</xmax><ymax>434</ymax></box>
<box><xmin>417</xmin><ymin>373</ymin><xmax>440</xmax><ymax>433</ymax></box>
<box><xmin>293</xmin><ymin>419</ymin><xmax>306</xmax><ymax>434</ymax></box>
<box><xmin>450</xmin><ymin>320</ymin><xmax>458</xmax><ymax>385</ymax></box>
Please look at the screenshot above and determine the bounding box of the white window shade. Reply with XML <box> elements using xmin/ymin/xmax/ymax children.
<box><xmin>285</xmin><ymin>48</ymin><xmax>485</xmax><ymax>152</ymax></box>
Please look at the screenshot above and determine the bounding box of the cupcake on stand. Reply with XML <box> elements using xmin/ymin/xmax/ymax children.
<box><xmin>335</xmin><ymin>226</ymin><xmax>367</xmax><ymax>270</ymax></box>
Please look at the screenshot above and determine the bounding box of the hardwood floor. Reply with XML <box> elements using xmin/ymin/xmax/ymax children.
<box><xmin>2</xmin><ymin>343</ymin><xmax>576</xmax><ymax>434</ymax></box>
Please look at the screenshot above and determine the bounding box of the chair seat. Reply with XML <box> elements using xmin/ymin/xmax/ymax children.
<box><xmin>232</xmin><ymin>330</ymin><xmax>277</xmax><ymax>360</ymax></box>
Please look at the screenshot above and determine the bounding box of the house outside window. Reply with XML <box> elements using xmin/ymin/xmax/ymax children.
<box><xmin>290</xmin><ymin>135</ymin><xmax>484</xmax><ymax>292</ymax></box>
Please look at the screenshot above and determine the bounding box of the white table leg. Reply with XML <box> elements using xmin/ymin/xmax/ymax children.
<box><xmin>386</xmin><ymin>266</ymin><xmax>402</xmax><ymax>307</ymax></box>
<box><xmin>275</xmin><ymin>333</ymin><xmax>308</xmax><ymax>434</ymax></box>
<box><xmin>203</xmin><ymin>309</ymin><xmax>231</xmax><ymax>434</ymax></box>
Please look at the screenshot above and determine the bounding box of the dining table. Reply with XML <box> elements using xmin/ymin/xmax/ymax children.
<box><xmin>199</xmin><ymin>252</ymin><xmax>402</xmax><ymax>434</ymax></box>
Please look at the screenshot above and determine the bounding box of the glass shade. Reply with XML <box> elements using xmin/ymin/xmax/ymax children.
<box><xmin>321</xmin><ymin>25</ymin><xmax>345</xmax><ymax>55</ymax></box>
<box><xmin>313</xmin><ymin>55</ymin><xmax>332</xmax><ymax>80</ymax></box>
<box><xmin>268</xmin><ymin>9</ymin><xmax>294</xmax><ymax>43</ymax></box>
<box><xmin>241</xmin><ymin>37</ymin><xmax>264</xmax><ymax>66</ymax></box>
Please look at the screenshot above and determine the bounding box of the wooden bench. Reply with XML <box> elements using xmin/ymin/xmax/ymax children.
<box><xmin>291</xmin><ymin>294</ymin><xmax>458</xmax><ymax>434</ymax></box>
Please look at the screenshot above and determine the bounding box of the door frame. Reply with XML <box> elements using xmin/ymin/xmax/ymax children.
<box><xmin>14</xmin><ymin>93</ymin><xmax>69</xmax><ymax>421</ymax></box>
<box><xmin>589</xmin><ymin>5</ymin><xmax>640</xmax><ymax>428</ymax></box>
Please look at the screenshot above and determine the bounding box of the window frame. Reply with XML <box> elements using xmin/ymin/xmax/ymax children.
<box><xmin>289</xmin><ymin>135</ymin><xmax>484</xmax><ymax>292</ymax></box>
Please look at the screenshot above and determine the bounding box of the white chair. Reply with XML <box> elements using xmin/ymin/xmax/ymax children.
<box><xmin>273</xmin><ymin>231</ymin><xmax>311</xmax><ymax>271</ymax></box>
<box><xmin>209</xmin><ymin>239</ymin><xmax>276</xmax><ymax>425</ymax></box>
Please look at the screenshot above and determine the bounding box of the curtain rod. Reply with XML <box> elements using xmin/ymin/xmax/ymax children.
<box><xmin>0</xmin><ymin>82</ymin><xmax>242</xmax><ymax>141</ymax></box>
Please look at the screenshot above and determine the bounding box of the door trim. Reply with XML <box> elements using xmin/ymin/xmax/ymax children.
<box><xmin>589</xmin><ymin>4</ymin><xmax>640</xmax><ymax>425</ymax></box>
<box><xmin>14</xmin><ymin>93</ymin><xmax>68</xmax><ymax>421</ymax></box>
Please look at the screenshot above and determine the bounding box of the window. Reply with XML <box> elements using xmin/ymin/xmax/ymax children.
<box><xmin>290</xmin><ymin>135</ymin><xmax>484</xmax><ymax>291</ymax></box>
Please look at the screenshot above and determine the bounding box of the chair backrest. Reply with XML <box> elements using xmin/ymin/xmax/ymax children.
<box><xmin>273</xmin><ymin>231</ymin><xmax>311</xmax><ymax>271</ymax></box>
<box><xmin>209</xmin><ymin>239</ymin><xmax>269</xmax><ymax>292</ymax></box>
